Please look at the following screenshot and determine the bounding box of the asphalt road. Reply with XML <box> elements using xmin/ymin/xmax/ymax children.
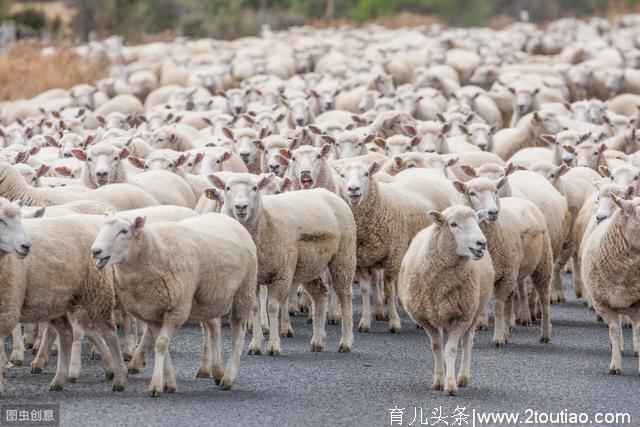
<box><xmin>2</xmin><ymin>276</ymin><xmax>639</xmax><ymax>427</ymax></box>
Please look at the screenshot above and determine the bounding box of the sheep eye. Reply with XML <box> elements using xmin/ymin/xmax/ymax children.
<box><xmin>407</xmin><ymin>164</ymin><xmax>415</xmax><ymax>168</ymax></box>
<box><xmin>450</xmin><ymin>222</ymin><xmax>458</xmax><ymax>227</ymax></box>
<box><xmin>252</xmin><ymin>186</ymin><xmax>258</xmax><ymax>191</ymax></box>
<box><xmin>0</xmin><ymin>219</ymin><xmax>6</xmax><ymax>226</ymax></box>
<box><xmin>87</xmin><ymin>158</ymin><xmax>92</xmax><ymax>162</ymax></box>
<box><xmin>119</xmin><ymin>229</ymin><xmax>127</xmax><ymax>235</ymax></box>
<box><xmin>113</xmin><ymin>157</ymin><xmax>118</xmax><ymax>161</ymax></box>
<box><xmin>469</xmin><ymin>191</ymin><xmax>476</xmax><ymax>197</ymax></box>
<box><xmin>216</xmin><ymin>160</ymin><xmax>221</xmax><ymax>163</ymax></box>
<box><xmin>356</xmin><ymin>143</ymin><xmax>362</xmax><ymax>147</ymax></box>
<box><xmin>340</xmin><ymin>174</ymin><xmax>345</xmax><ymax>178</ymax></box>
<box><xmin>225</xmin><ymin>186</ymin><xmax>230</xmax><ymax>191</ymax></box>
<box><xmin>144</xmin><ymin>165</ymin><xmax>149</xmax><ymax>169</ymax></box>
<box><xmin>405</xmin><ymin>147</ymin><xmax>411</xmax><ymax>152</ymax></box>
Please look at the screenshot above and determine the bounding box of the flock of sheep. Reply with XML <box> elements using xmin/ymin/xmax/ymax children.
<box><xmin>1</xmin><ymin>14</ymin><xmax>640</xmax><ymax>398</ymax></box>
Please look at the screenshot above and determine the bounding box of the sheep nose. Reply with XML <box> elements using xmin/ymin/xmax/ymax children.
<box><xmin>476</xmin><ymin>240</ymin><xmax>486</xmax><ymax>250</ymax></box>
<box><xmin>348</xmin><ymin>186</ymin><xmax>360</xmax><ymax>193</ymax></box>
<box><xmin>269</xmin><ymin>164</ymin><xmax>280</xmax><ymax>173</ymax></box>
<box><xmin>96</xmin><ymin>171</ymin><xmax>108</xmax><ymax>177</ymax></box>
<box><xmin>63</xmin><ymin>152</ymin><xmax>72</xmax><ymax>158</ymax></box>
<box><xmin>239</xmin><ymin>152</ymin><xmax>250</xmax><ymax>162</ymax></box>
<box><xmin>234</xmin><ymin>106</ymin><xmax>243</xmax><ymax>114</ymax></box>
<box><xmin>235</xmin><ymin>203</ymin><xmax>248</xmax><ymax>211</ymax></box>
<box><xmin>21</xmin><ymin>242</ymin><xmax>31</xmax><ymax>252</ymax></box>
<box><xmin>296</xmin><ymin>118</ymin><xmax>304</xmax><ymax>125</ymax></box>
<box><xmin>596</xmin><ymin>214</ymin><xmax>607</xmax><ymax>223</ymax></box>
<box><xmin>91</xmin><ymin>248</ymin><xmax>102</xmax><ymax>257</ymax></box>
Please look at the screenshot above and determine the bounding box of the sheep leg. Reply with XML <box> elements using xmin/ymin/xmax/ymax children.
<box><xmin>632</xmin><ymin>317</ymin><xmax>639</xmax><ymax>358</ymax></box>
<box><xmin>516</xmin><ymin>280</ymin><xmax>532</xmax><ymax>326</ymax></box>
<box><xmin>68</xmin><ymin>320</ymin><xmax>85</xmax><ymax>382</ymax></box>
<box><xmin>422</xmin><ymin>323</ymin><xmax>444</xmax><ymax>390</ymax></box>
<box><xmin>444</xmin><ymin>321</ymin><xmax>468</xmax><ymax>396</ymax></box>
<box><xmin>85</xmin><ymin>328</ymin><xmax>117</xmax><ymax>383</ymax></box>
<box><xmin>571</xmin><ymin>256</ymin><xmax>583</xmax><ymax>299</ymax></box>
<box><xmin>148</xmin><ymin>321</ymin><xmax>178</xmax><ymax>397</ymax></box>
<box><xmin>32</xmin><ymin>322</ymin><xmax>47</xmax><ymax>354</ymax></box>
<box><xmin>505</xmin><ymin>293</ymin><xmax>516</xmax><ymax>334</ymax></box>
<box><xmin>123</xmin><ymin>312</ymin><xmax>139</xmax><ymax>362</ymax></box>
<box><xmin>330</xmin><ymin>267</ymin><xmax>354</xmax><ymax>353</ymax></box>
<box><xmin>10</xmin><ymin>324</ymin><xmax>24</xmax><ymax>366</ymax></box>
<box><xmin>457</xmin><ymin>324</ymin><xmax>476</xmax><ymax>387</ymax></box>
<box><xmin>23</xmin><ymin>323</ymin><xmax>36</xmax><ymax>349</ymax></box>
<box><xmin>288</xmin><ymin>283</ymin><xmax>300</xmax><ymax>316</ymax></box>
<box><xmin>196</xmin><ymin>322</ymin><xmax>213</xmax><ymax>378</ymax></box>
<box><xmin>492</xmin><ymin>280</ymin><xmax>513</xmax><ymax>347</ymax></box>
<box><xmin>0</xmin><ymin>336</ymin><xmax>6</xmax><ymax>397</ymax></box>
<box><xmin>327</xmin><ymin>288</ymin><xmax>341</xmax><ymax>325</ymax></box>
<box><xmin>372</xmin><ymin>269</ymin><xmax>386</xmax><ymax>321</ymax></box>
<box><xmin>129</xmin><ymin>324</ymin><xmax>154</xmax><ymax>374</ymax></box>
<box><xmin>248</xmin><ymin>287</ymin><xmax>264</xmax><ymax>355</ymax></box>
<box><xmin>259</xmin><ymin>285</ymin><xmax>270</xmax><ymax>334</ymax></box>
<box><xmin>48</xmin><ymin>317</ymin><xmax>73</xmax><ymax>392</ymax></box>
<box><xmin>163</xmin><ymin>352</ymin><xmax>177</xmax><ymax>394</ymax></box>
<box><xmin>357</xmin><ymin>271</ymin><xmax>372</xmax><ymax>333</ymax></box>
<box><xmin>279</xmin><ymin>296</ymin><xmax>295</xmax><ymax>338</ymax></box>
<box><xmin>220</xmin><ymin>295</ymin><xmax>250</xmax><ymax>390</ymax></box>
<box><xmin>31</xmin><ymin>324</ymin><xmax>55</xmax><ymax>374</ymax></box>
<box><xmin>386</xmin><ymin>277</ymin><xmax>401</xmax><ymax>333</ymax></box>
<box><xmin>599</xmin><ymin>306</ymin><xmax>623</xmax><ymax>374</ymax></box>
<box><xmin>618</xmin><ymin>315</ymin><xmax>625</xmax><ymax>354</ymax></box>
<box><xmin>302</xmin><ymin>279</ymin><xmax>329</xmax><ymax>352</ymax></box>
<box><xmin>299</xmin><ymin>287</ymin><xmax>311</xmax><ymax>314</ymax></box>
<box><xmin>266</xmin><ymin>283</ymin><xmax>289</xmax><ymax>356</ymax></box>
<box><xmin>551</xmin><ymin>262</ymin><xmax>565</xmax><ymax>303</ymax></box>
<box><xmin>536</xmin><ymin>286</ymin><xmax>551</xmax><ymax>343</ymax></box>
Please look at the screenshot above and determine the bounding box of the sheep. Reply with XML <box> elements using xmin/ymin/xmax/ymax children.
<box><xmin>279</xmin><ymin>144</ymin><xmax>336</xmax><ymax>191</ymax></box>
<box><xmin>72</xmin><ymin>143</ymin><xmax>195</xmax><ymax>208</ymax></box>
<box><xmin>146</xmin><ymin>126</ymin><xmax>195</xmax><ymax>151</ymax></box>
<box><xmin>332</xmin><ymin>131</ymin><xmax>375</xmax><ymax>159</ymax></box>
<box><xmin>492</xmin><ymin>111</ymin><xmax>564</xmax><ymax>160</ymax></box>
<box><xmin>257</xmin><ymin>134</ymin><xmax>294</xmax><ymax>176</ymax></box>
<box><xmin>84</xmin><ymin>95</ymin><xmax>145</xmax><ymax>129</ymax></box>
<box><xmin>582</xmin><ymin>196</ymin><xmax>640</xmax><ymax>374</ymax></box>
<box><xmin>0</xmin><ymin>208</ymin><xmax>128</xmax><ymax>396</ymax></box>
<box><xmin>14</xmin><ymin>163</ymin><xmax>49</xmax><ymax>188</ymax></box>
<box><xmin>90</xmin><ymin>211</ymin><xmax>257</xmax><ymax>395</ymax></box>
<box><xmin>373</xmin><ymin>135</ymin><xmax>420</xmax><ymax>157</ymax></box>
<box><xmin>0</xmin><ymin>161</ymin><xmax>159</xmax><ymax>211</ymax></box>
<box><xmin>223</xmin><ymin>127</ymin><xmax>268</xmax><ymax>174</ymax></box>
<box><xmin>209</xmin><ymin>173</ymin><xmax>356</xmax><ymax>355</ymax></box>
<box><xmin>337</xmin><ymin>162</ymin><xmax>457</xmax><ymax>333</ymax></box>
<box><xmin>398</xmin><ymin>205</ymin><xmax>493</xmax><ymax>395</ymax></box>
<box><xmin>454</xmin><ymin>177</ymin><xmax>553</xmax><ymax>344</ymax></box>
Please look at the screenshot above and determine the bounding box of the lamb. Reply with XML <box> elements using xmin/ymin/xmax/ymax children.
<box><xmin>454</xmin><ymin>177</ymin><xmax>553</xmax><ymax>345</ymax></box>
<box><xmin>492</xmin><ymin>111</ymin><xmax>564</xmax><ymax>160</ymax></box>
<box><xmin>398</xmin><ymin>205</ymin><xmax>494</xmax><ymax>395</ymax></box>
<box><xmin>210</xmin><ymin>173</ymin><xmax>356</xmax><ymax>355</ymax></box>
<box><xmin>0</xmin><ymin>207</ymin><xmax>128</xmax><ymax>396</ymax></box>
<box><xmin>73</xmin><ymin>143</ymin><xmax>195</xmax><ymax>208</ymax></box>
<box><xmin>90</xmin><ymin>211</ymin><xmax>257</xmax><ymax>395</ymax></box>
<box><xmin>337</xmin><ymin>162</ymin><xmax>458</xmax><ymax>333</ymax></box>
<box><xmin>582</xmin><ymin>196</ymin><xmax>640</xmax><ymax>374</ymax></box>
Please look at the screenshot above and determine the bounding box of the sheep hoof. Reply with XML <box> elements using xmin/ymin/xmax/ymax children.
<box><xmin>358</xmin><ymin>324</ymin><xmax>370</xmax><ymax>333</ymax></box>
<box><xmin>148</xmin><ymin>387</ymin><xmax>163</xmax><ymax>397</ymax></box>
<box><xmin>608</xmin><ymin>367</ymin><xmax>622</xmax><ymax>375</ymax></box>
<box><xmin>31</xmin><ymin>366</ymin><xmax>43</xmax><ymax>374</ymax></box>
<box><xmin>337</xmin><ymin>343</ymin><xmax>351</xmax><ymax>353</ymax></box>
<box><xmin>558</xmin><ymin>297</ymin><xmax>566</xmax><ymax>303</ymax></box>
<box><xmin>112</xmin><ymin>383</ymin><xmax>125</xmax><ymax>392</ymax></box>
<box><xmin>493</xmin><ymin>340</ymin><xmax>506</xmax><ymax>348</ymax></box>
<box><xmin>127</xmin><ymin>366</ymin><xmax>141</xmax><ymax>375</ymax></box>
<box><xmin>68</xmin><ymin>377</ymin><xmax>78</xmax><ymax>383</ymax></box>
<box><xmin>267</xmin><ymin>348</ymin><xmax>281</xmax><ymax>357</ymax></box>
<box><xmin>310</xmin><ymin>343</ymin><xmax>324</xmax><ymax>352</ymax></box>
<box><xmin>288</xmin><ymin>310</ymin><xmax>299</xmax><ymax>316</ymax></box>
<box><xmin>519</xmin><ymin>319</ymin><xmax>532</xmax><ymax>327</ymax></box>
<box><xmin>261</xmin><ymin>326</ymin><xmax>270</xmax><ymax>335</ymax></box>
<box><xmin>509</xmin><ymin>326</ymin><xmax>516</xmax><ymax>332</ymax></box>
<box><xmin>539</xmin><ymin>336</ymin><xmax>550</xmax><ymax>344</ymax></box>
<box><xmin>49</xmin><ymin>383</ymin><xmax>64</xmax><ymax>392</ymax></box>
<box><xmin>389</xmin><ymin>325</ymin><xmax>401</xmax><ymax>334</ymax></box>
<box><xmin>327</xmin><ymin>318</ymin><xmax>339</xmax><ymax>325</ymax></box>
<box><xmin>196</xmin><ymin>370</ymin><xmax>212</xmax><ymax>378</ymax></box>
<box><xmin>219</xmin><ymin>378</ymin><xmax>234</xmax><ymax>390</ymax></box>
<box><xmin>280</xmin><ymin>329</ymin><xmax>294</xmax><ymax>338</ymax></box>
<box><xmin>305</xmin><ymin>318</ymin><xmax>313</xmax><ymax>324</ymax></box>
<box><xmin>164</xmin><ymin>385</ymin><xmax>176</xmax><ymax>394</ymax></box>
<box><xmin>247</xmin><ymin>347</ymin><xmax>262</xmax><ymax>356</ymax></box>
<box><xmin>24</xmin><ymin>342</ymin><xmax>33</xmax><ymax>350</ymax></box>
<box><xmin>457</xmin><ymin>375</ymin><xmax>469</xmax><ymax>387</ymax></box>
<box><xmin>575</xmin><ymin>291</ymin><xmax>582</xmax><ymax>299</ymax></box>
<box><xmin>476</xmin><ymin>324</ymin><xmax>488</xmax><ymax>331</ymax></box>
<box><xmin>375</xmin><ymin>314</ymin><xmax>386</xmax><ymax>321</ymax></box>
<box><xmin>105</xmin><ymin>371</ymin><xmax>115</xmax><ymax>380</ymax></box>
<box><xmin>9</xmin><ymin>358</ymin><xmax>22</xmax><ymax>366</ymax></box>
<box><xmin>597</xmin><ymin>315</ymin><xmax>603</xmax><ymax>323</ymax></box>
<box><xmin>122</xmin><ymin>351</ymin><xmax>134</xmax><ymax>362</ymax></box>
<box><xmin>432</xmin><ymin>381</ymin><xmax>443</xmax><ymax>391</ymax></box>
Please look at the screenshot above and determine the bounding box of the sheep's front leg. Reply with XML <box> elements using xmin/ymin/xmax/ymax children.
<box><xmin>327</xmin><ymin>288</ymin><xmax>341</xmax><ymax>325</ymax></box>
<box><xmin>248</xmin><ymin>288</ymin><xmax>264</xmax><ymax>355</ymax></box>
<box><xmin>443</xmin><ymin>321</ymin><xmax>468</xmax><ymax>396</ymax></box>
<box><xmin>372</xmin><ymin>269</ymin><xmax>386</xmax><ymax>321</ymax></box>
<box><xmin>10</xmin><ymin>324</ymin><xmax>24</xmax><ymax>366</ymax></box>
<box><xmin>49</xmin><ymin>317</ymin><xmax>73</xmax><ymax>392</ymax></box>
<box><xmin>571</xmin><ymin>256</ymin><xmax>583</xmax><ymax>299</ymax></box>
<box><xmin>197</xmin><ymin>321</ymin><xmax>213</xmax><ymax>378</ymax></box>
<box><xmin>599</xmin><ymin>307</ymin><xmax>623</xmax><ymax>374</ymax></box>
<box><xmin>288</xmin><ymin>283</ymin><xmax>300</xmax><ymax>316</ymax></box>
<box><xmin>302</xmin><ymin>278</ymin><xmax>328</xmax><ymax>352</ymax></box>
<box><xmin>266</xmin><ymin>282</ymin><xmax>289</xmax><ymax>356</ymax></box>
<box><xmin>68</xmin><ymin>320</ymin><xmax>86</xmax><ymax>382</ymax></box>
<box><xmin>457</xmin><ymin>324</ymin><xmax>476</xmax><ymax>387</ymax></box>
<box><xmin>200</xmin><ymin>319</ymin><xmax>223</xmax><ymax>383</ymax></box>
<box><xmin>279</xmin><ymin>297</ymin><xmax>294</xmax><ymax>338</ymax></box>
<box><xmin>330</xmin><ymin>266</ymin><xmax>354</xmax><ymax>353</ymax></box>
<box><xmin>92</xmin><ymin>319</ymin><xmax>126</xmax><ymax>391</ymax></box>
<box><xmin>422</xmin><ymin>324</ymin><xmax>444</xmax><ymax>390</ymax></box>
<box><xmin>492</xmin><ymin>279</ymin><xmax>513</xmax><ymax>347</ymax></box>
<box><xmin>23</xmin><ymin>323</ymin><xmax>36</xmax><ymax>349</ymax></box>
<box><xmin>550</xmin><ymin>262</ymin><xmax>565</xmax><ymax>303</ymax></box>
<box><xmin>259</xmin><ymin>285</ymin><xmax>270</xmax><ymax>334</ymax></box>
<box><xmin>516</xmin><ymin>280</ymin><xmax>532</xmax><ymax>326</ymax></box>
<box><xmin>357</xmin><ymin>270</ymin><xmax>372</xmax><ymax>333</ymax></box>
<box><xmin>31</xmin><ymin>324</ymin><xmax>55</xmax><ymax>374</ymax></box>
<box><xmin>148</xmin><ymin>321</ymin><xmax>179</xmax><ymax>397</ymax></box>
<box><xmin>220</xmin><ymin>313</ymin><xmax>247</xmax><ymax>390</ymax></box>
<box><xmin>386</xmin><ymin>277</ymin><xmax>401</xmax><ymax>333</ymax></box>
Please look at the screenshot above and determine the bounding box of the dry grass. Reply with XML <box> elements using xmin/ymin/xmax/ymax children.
<box><xmin>0</xmin><ymin>40</ymin><xmax>105</xmax><ymax>101</ymax></box>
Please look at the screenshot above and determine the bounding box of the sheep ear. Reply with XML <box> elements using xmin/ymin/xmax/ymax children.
<box><xmin>611</xmin><ymin>192</ymin><xmax>635</xmax><ymax>215</ymax></box>
<box><xmin>403</xmin><ymin>124</ymin><xmax>417</xmax><ymax>136</ymax></box>
<box><xmin>274</xmin><ymin>154</ymin><xmax>290</xmax><ymax>166</ymax></box>
<box><xmin>540</xmin><ymin>134</ymin><xmax>556</xmax><ymax>145</ymax></box>
<box><xmin>203</xmin><ymin>188</ymin><xmax>220</xmax><ymax>201</ymax></box>
<box><xmin>192</xmin><ymin>152</ymin><xmax>205</xmax><ymax>166</ymax></box>
<box><xmin>220</xmin><ymin>151</ymin><xmax>232</xmax><ymax>163</ymax></box>
<box><xmin>54</xmin><ymin>166</ymin><xmax>72</xmax><ymax>177</ymax></box>
<box><xmin>257</xmin><ymin>173</ymin><xmax>275</xmax><ymax>190</ymax></box>
<box><xmin>428</xmin><ymin>210</ymin><xmax>445</xmax><ymax>226</ymax></box>
<box><xmin>368</xmin><ymin>161</ymin><xmax>382</xmax><ymax>176</ymax></box>
<box><xmin>459</xmin><ymin>164</ymin><xmax>476</xmax><ymax>177</ymax></box>
<box><xmin>208</xmin><ymin>174</ymin><xmax>226</xmax><ymax>190</ymax></box>
<box><xmin>132</xmin><ymin>215</ymin><xmax>146</xmax><ymax>232</ymax></box>
<box><xmin>320</xmin><ymin>135</ymin><xmax>335</xmax><ymax>144</ymax></box>
<box><xmin>222</xmin><ymin>127</ymin><xmax>234</xmax><ymax>139</ymax></box>
<box><xmin>556</xmin><ymin>164</ymin><xmax>570</xmax><ymax>177</ymax></box>
<box><xmin>202</xmin><ymin>117</ymin><xmax>213</xmax><ymax>126</ymax></box>
<box><xmin>281</xmin><ymin>177</ymin><xmax>293</xmax><ymax>192</ymax></box>
<box><xmin>128</xmin><ymin>156</ymin><xmax>146</xmax><ymax>169</ymax></box>
<box><xmin>446</xmin><ymin>156</ymin><xmax>459</xmax><ymax>167</ymax></box>
<box><xmin>118</xmin><ymin>147</ymin><xmax>130</xmax><ymax>159</ymax></box>
<box><xmin>252</xmin><ymin>139</ymin><xmax>264</xmax><ymax>150</ymax></box>
<box><xmin>374</xmin><ymin>137</ymin><xmax>386</xmax><ymax>149</ymax></box>
<box><xmin>363</xmin><ymin>133</ymin><xmax>375</xmax><ymax>144</ymax></box>
<box><xmin>36</xmin><ymin>164</ymin><xmax>50</xmax><ymax>177</ymax></box>
<box><xmin>580</xmin><ymin>132</ymin><xmax>592</xmax><ymax>143</ymax></box>
<box><xmin>14</xmin><ymin>151</ymin><xmax>29</xmax><ymax>164</ymax></box>
<box><xmin>441</xmin><ymin>122</ymin><xmax>452</xmax><ymax>135</ymax></box>
<box><xmin>598</xmin><ymin>165</ymin><xmax>611</xmax><ymax>178</ymax></box>
<box><xmin>279</xmin><ymin>148</ymin><xmax>293</xmax><ymax>159</ymax></box>
<box><xmin>71</xmin><ymin>149</ymin><xmax>87</xmax><ymax>161</ymax></box>
<box><xmin>452</xmin><ymin>181</ymin><xmax>466</xmax><ymax>194</ymax></box>
<box><xmin>625</xmin><ymin>185</ymin><xmax>635</xmax><ymax>200</ymax></box>
<box><xmin>308</xmin><ymin>125</ymin><xmax>321</xmax><ymax>135</ymax></box>
<box><xmin>507</xmin><ymin>86</ymin><xmax>516</xmax><ymax>94</ymax></box>
<box><xmin>410</xmin><ymin>136</ymin><xmax>421</xmax><ymax>147</ymax></box>
<box><xmin>497</xmin><ymin>176</ymin><xmax>509</xmax><ymax>189</ymax></box>
<box><xmin>174</xmin><ymin>153</ymin><xmax>189</xmax><ymax>168</ymax></box>
<box><xmin>436</xmin><ymin>113</ymin><xmax>446</xmax><ymax>123</ymax></box>
<box><xmin>32</xmin><ymin>206</ymin><xmax>46</xmax><ymax>218</ymax></box>
<box><xmin>319</xmin><ymin>144</ymin><xmax>332</xmax><ymax>158</ymax></box>
<box><xmin>394</xmin><ymin>156</ymin><xmax>404</xmax><ymax>168</ymax></box>
<box><xmin>602</xmin><ymin>115</ymin><xmax>611</xmax><ymax>124</ymax></box>
<box><xmin>45</xmin><ymin>135</ymin><xmax>59</xmax><ymax>147</ymax></box>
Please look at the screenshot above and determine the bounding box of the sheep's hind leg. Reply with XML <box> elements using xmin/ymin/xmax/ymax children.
<box><xmin>31</xmin><ymin>323</ymin><xmax>55</xmax><ymax>374</ymax></box>
<box><xmin>457</xmin><ymin>324</ymin><xmax>477</xmax><ymax>387</ymax></box>
<box><xmin>128</xmin><ymin>324</ymin><xmax>154</xmax><ymax>374</ymax></box>
<box><xmin>372</xmin><ymin>269</ymin><xmax>386</xmax><ymax>321</ymax></box>
<box><xmin>357</xmin><ymin>270</ymin><xmax>372</xmax><ymax>333</ymax></box>
<box><xmin>220</xmin><ymin>305</ymin><xmax>249</xmax><ymax>390</ymax></box>
<box><xmin>48</xmin><ymin>316</ymin><xmax>73</xmax><ymax>391</ymax></box>
<box><xmin>266</xmin><ymin>282</ymin><xmax>289</xmax><ymax>356</ymax></box>
<box><xmin>10</xmin><ymin>324</ymin><xmax>24</xmax><ymax>366</ymax></box>
<box><xmin>386</xmin><ymin>277</ymin><xmax>401</xmax><ymax>333</ymax></box>
<box><xmin>197</xmin><ymin>321</ymin><xmax>213</xmax><ymax>378</ymax></box>
<box><xmin>302</xmin><ymin>278</ymin><xmax>329</xmax><ymax>352</ymax></box>
<box><xmin>599</xmin><ymin>307</ymin><xmax>623</xmax><ymax>374</ymax></box>
<box><xmin>123</xmin><ymin>312</ymin><xmax>139</xmax><ymax>362</ymax></box>
<box><xmin>22</xmin><ymin>323</ymin><xmax>36</xmax><ymax>349</ymax></box>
